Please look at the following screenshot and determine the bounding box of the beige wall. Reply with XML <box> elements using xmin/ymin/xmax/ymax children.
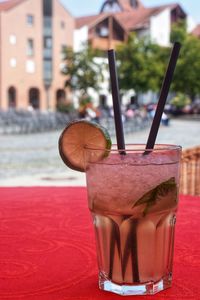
<box><xmin>50</xmin><ymin>0</ymin><xmax>74</xmax><ymax>110</ymax></box>
<box><xmin>0</xmin><ymin>0</ymin><xmax>43</xmax><ymax>109</ymax></box>
<box><xmin>90</xmin><ymin>37</ymin><xmax>123</xmax><ymax>50</ymax></box>
<box><xmin>0</xmin><ymin>0</ymin><xmax>74</xmax><ymax>111</ymax></box>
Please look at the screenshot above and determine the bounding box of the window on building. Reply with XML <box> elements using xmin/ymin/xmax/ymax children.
<box><xmin>27</xmin><ymin>39</ymin><xmax>34</xmax><ymax>56</ymax></box>
<box><xmin>61</xmin><ymin>21</ymin><xmax>65</xmax><ymax>29</ymax></box>
<box><xmin>9</xmin><ymin>35</ymin><xmax>17</xmax><ymax>45</ymax></box>
<box><xmin>99</xmin><ymin>26</ymin><xmax>109</xmax><ymax>37</ymax></box>
<box><xmin>44</xmin><ymin>37</ymin><xmax>52</xmax><ymax>49</ymax></box>
<box><xmin>10</xmin><ymin>58</ymin><xmax>17</xmax><ymax>68</ymax></box>
<box><xmin>130</xmin><ymin>0</ymin><xmax>139</xmax><ymax>9</ymax></box>
<box><xmin>27</xmin><ymin>14</ymin><xmax>34</xmax><ymax>25</ymax></box>
<box><xmin>26</xmin><ymin>60</ymin><xmax>35</xmax><ymax>73</ymax></box>
<box><xmin>101</xmin><ymin>3</ymin><xmax>121</xmax><ymax>13</ymax></box>
<box><xmin>29</xmin><ymin>88</ymin><xmax>40</xmax><ymax>109</ymax></box>
<box><xmin>43</xmin><ymin>60</ymin><xmax>52</xmax><ymax>80</ymax></box>
<box><xmin>8</xmin><ymin>87</ymin><xmax>17</xmax><ymax>108</ymax></box>
<box><xmin>44</xmin><ymin>17</ymin><xmax>52</xmax><ymax>29</ymax></box>
<box><xmin>44</xmin><ymin>38</ymin><xmax>52</xmax><ymax>59</ymax></box>
<box><xmin>43</xmin><ymin>0</ymin><xmax>52</xmax><ymax>17</ymax></box>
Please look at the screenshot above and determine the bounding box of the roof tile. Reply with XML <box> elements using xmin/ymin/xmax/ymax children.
<box><xmin>0</xmin><ymin>0</ymin><xmax>25</xmax><ymax>12</ymax></box>
<box><xmin>192</xmin><ymin>24</ymin><xmax>200</xmax><ymax>38</ymax></box>
<box><xmin>76</xmin><ymin>2</ymin><xmax>182</xmax><ymax>31</ymax></box>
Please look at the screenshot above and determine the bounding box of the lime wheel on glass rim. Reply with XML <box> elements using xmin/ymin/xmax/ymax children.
<box><xmin>58</xmin><ymin>120</ymin><xmax>112</xmax><ymax>172</ymax></box>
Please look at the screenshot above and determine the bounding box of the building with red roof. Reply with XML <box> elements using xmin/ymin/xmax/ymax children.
<box><xmin>74</xmin><ymin>0</ymin><xmax>188</xmax><ymax>51</ymax></box>
<box><xmin>192</xmin><ymin>24</ymin><xmax>200</xmax><ymax>38</ymax></box>
<box><xmin>73</xmin><ymin>0</ymin><xmax>198</xmax><ymax>108</ymax></box>
<box><xmin>0</xmin><ymin>0</ymin><xmax>198</xmax><ymax>111</ymax></box>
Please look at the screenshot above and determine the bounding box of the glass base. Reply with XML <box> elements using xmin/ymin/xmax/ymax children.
<box><xmin>99</xmin><ymin>273</ymin><xmax>172</xmax><ymax>296</ymax></box>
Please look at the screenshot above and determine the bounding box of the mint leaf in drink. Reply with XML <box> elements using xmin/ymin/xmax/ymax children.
<box><xmin>133</xmin><ymin>177</ymin><xmax>177</xmax><ymax>216</ymax></box>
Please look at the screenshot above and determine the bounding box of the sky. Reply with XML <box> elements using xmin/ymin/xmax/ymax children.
<box><xmin>60</xmin><ymin>0</ymin><xmax>200</xmax><ymax>23</ymax></box>
<box><xmin>0</xmin><ymin>0</ymin><xmax>199</xmax><ymax>23</ymax></box>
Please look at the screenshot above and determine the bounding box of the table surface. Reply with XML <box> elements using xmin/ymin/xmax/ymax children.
<box><xmin>0</xmin><ymin>187</ymin><xmax>199</xmax><ymax>300</ymax></box>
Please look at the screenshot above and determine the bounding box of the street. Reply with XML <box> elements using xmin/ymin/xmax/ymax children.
<box><xmin>0</xmin><ymin>118</ymin><xmax>199</xmax><ymax>186</ymax></box>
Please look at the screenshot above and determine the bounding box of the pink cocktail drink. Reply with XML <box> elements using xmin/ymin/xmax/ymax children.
<box><xmin>86</xmin><ymin>144</ymin><xmax>181</xmax><ymax>296</ymax></box>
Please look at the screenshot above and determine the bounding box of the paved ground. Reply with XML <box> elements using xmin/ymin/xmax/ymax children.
<box><xmin>0</xmin><ymin>118</ymin><xmax>199</xmax><ymax>187</ymax></box>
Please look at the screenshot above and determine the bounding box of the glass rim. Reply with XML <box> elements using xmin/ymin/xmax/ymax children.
<box><xmin>84</xmin><ymin>143</ymin><xmax>182</xmax><ymax>153</ymax></box>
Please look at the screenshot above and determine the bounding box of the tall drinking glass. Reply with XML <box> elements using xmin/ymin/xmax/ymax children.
<box><xmin>85</xmin><ymin>144</ymin><xmax>182</xmax><ymax>296</ymax></box>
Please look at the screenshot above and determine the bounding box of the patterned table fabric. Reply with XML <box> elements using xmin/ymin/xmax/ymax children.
<box><xmin>0</xmin><ymin>188</ymin><xmax>199</xmax><ymax>300</ymax></box>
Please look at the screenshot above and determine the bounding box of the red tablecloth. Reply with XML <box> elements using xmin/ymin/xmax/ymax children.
<box><xmin>0</xmin><ymin>187</ymin><xmax>199</xmax><ymax>300</ymax></box>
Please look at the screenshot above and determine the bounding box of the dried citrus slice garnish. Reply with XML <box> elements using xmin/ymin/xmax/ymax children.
<box><xmin>58</xmin><ymin>120</ymin><xmax>112</xmax><ymax>172</ymax></box>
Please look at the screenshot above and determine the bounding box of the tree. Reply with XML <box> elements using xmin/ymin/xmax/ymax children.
<box><xmin>170</xmin><ymin>93</ymin><xmax>191</xmax><ymax>109</ymax></box>
<box><xmin>170</xmin><ymin>20</ymin><xmax>187</xmax><ymax>44</ymax></box>
<box><xmin>170</xmin><ymin>20</ymin><xmax>200</xmax><ymax>100</ymax></box>
<box><xmin>62</xmin><ymin>45</ymin><xmax>103</xmax><ymax>95</ymax></box>
<box><xmin>117</xmin><ymin>28</ymin><xmax>200</xmax><ymax>102</ymax></box>
<box><xmin>172</xmin><ymin>35</ymin><xmax>200</xmax><ymax>101</ymax></box>
<box><xmin>116</xmin><ymin>34</ymin><xmax>169</xmax><ymax>99</ymax></box>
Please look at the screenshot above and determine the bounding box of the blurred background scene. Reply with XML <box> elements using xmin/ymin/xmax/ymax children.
<box><xmin>0</xmin><ymin>0</ymin><xmax>200</xmax><ymax>195</ymax></box>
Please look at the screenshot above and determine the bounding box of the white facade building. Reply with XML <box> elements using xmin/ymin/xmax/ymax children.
<box><xmin>150</xmin><ymin>9</ymin><xmax>171</xmax><ymax>47</ymax></box>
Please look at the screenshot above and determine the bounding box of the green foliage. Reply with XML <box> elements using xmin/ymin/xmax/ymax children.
<box><xmin>170</xmin><ymin>93</ymin><xmax>191</xmax><ymax>109</ymax></box>
<box><xmin>170</xmin><ymin>20</ymin><xmax>187</xmax><ymax>44</ymax></box>
<box><xmin>78</xmin><ymin>94</ymin><xmax>95</xmax><ymax>117</ymax></box>
<box><xmin>61</xmin><ymin>27</ymin><xmax>200</xmax><ymax>103</ymax></box>
<box><xmin>116</xmin><ymin>30</ymin><xmax>200</xmax><ymax>101</ymax></box>
<box><xmin>116</xmin><ymin>34</ymin><xmax>169</xmax><ymax>95</ymax></box>
<box><xmin>79</xmin><ymin>94</ymin><xmax>91</xmax><ymax>106</ymax></box>
<box><xmin>172</xmin><ymin>35</ymin><xmax>200</xmax><ymax>100</ymax></box>
<box><xmin>56</xmin><ymin>102</ymin><xmax>75</xmax><ymax>113</ymax></box>
<box><xmin>62</xmin><ymin>45</ymin><xmax>103</xmax><ymax>94</ymax></box>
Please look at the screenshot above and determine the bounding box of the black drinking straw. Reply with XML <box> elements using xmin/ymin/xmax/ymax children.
<box><xmin>145</xmin><ymin>42</ymin><xmax>181</xmax><ymax>153</ymax></box>
<box><xmin>108</xmin><ymin>49</ymin><xmax>126</xmax><ymax>153</ymax></box>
